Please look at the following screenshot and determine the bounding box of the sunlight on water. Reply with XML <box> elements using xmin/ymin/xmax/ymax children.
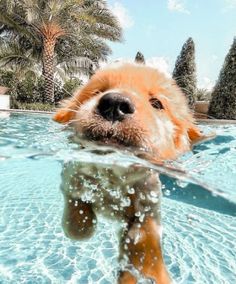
<box><xmin>0</xmin><ymin>113</ymin><xmax>236</xmax><ymax>284</ymax></box>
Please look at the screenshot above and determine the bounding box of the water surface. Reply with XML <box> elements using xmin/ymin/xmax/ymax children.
<box><xmin>0</xmin><ymin>113</ymin><xmax>235</xmax><ymax>283</ymax></box>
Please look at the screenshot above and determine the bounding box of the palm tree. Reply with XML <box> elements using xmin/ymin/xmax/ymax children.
<box><xmin>0</xmin><ymin>0</ymin><xmax>122</xmax><ymax>104</ymax></box>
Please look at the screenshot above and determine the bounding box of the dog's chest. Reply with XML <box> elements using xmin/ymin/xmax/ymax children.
<box><xmin>61</xmin><ymin>161</ymin><xmax>161</xmax><ymax>217</ymax></box>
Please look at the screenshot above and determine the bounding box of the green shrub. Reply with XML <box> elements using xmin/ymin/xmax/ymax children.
<box><xmin>195</xmin><ymin>88</ymin><xmax>212</xmax><ymax>101</ymax></box>
<box><xmin>14</xmin><ymin>102</ymin><xmax>55</xmax><ymax>111</ymax></box>
<box><xmin>0</xmin><ymin>70</ymin><xmax>16</xmax><ymax>87</ymax></box>
<box><xmin>17</xmin><ymin>78</ymin><xmax>39</xmax><ymax>103</ymax></box>
<box><xmin>63</xmin><ymin>78</ymin><xmax>82</xmax><ymax>94</ymax></box>
<box><xmin>0</xmin><ymin>69</ymin><xmax>82</xmax><ymax>108</ymax></box>
<box><xmin>54</xmin><ymin>78</ymin><xmax>82</xmax><ymax>104</ymax></box>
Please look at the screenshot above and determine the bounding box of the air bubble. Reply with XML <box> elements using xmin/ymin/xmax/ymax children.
<box><xmin>144</xmin><ymin>206</ymin><xmax>151</xmax><ymax>212</ymax></box>
<box><xmin>120</xmin><ymin>197</ymin><xmax>131</xmax><ymax>207</ymax></box>
<box><xmin>128</xmin><ymin>187</ymin><xmax>135</xmax><ymax>194</ymax></box>
<box><xmin>140</xmin><ymin>193</ymin><xmax>145</xmax><ymax>200</ymax></box>
<box><xmin>125</xmin><ymin>238</ymin><xmax>130</xmax><ymax>244</ymax></box>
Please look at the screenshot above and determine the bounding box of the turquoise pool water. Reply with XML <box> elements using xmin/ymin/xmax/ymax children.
<box><xmin>0</xmin><ymin>112</ymin><xmax>235</xmax><ymax>284</ymax></box>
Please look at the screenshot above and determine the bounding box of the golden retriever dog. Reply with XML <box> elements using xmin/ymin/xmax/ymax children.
<box><xmin>53</xmin><ymin>63</ymin><xmax>206</xmax><ymax>284</ymax></box>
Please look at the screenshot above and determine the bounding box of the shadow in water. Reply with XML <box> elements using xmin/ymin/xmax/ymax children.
<box><xmin>193</xmin><ymin>135</ymin><xmax>235</xmax><ymax>153</ymax></box>
<box><xmin>161</xmin><ymin>175</ymin><xmax>236</xmax><ymax>217</ymax></box>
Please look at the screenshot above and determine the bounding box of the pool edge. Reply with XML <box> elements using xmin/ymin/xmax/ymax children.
<box><xmin>1</xmin><ymin>108</ymin><xmax>236</xmax><ymax>124</ymax></box>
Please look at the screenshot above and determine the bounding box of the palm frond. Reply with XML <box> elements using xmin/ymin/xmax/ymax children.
<box><xmin>0</xmin><ymin>41</ymin><xmax>39</xmax><ymax>71</ymax></box>
<box><xmin>0</xmin><ymin>0</ymin><xmax>123</xmax><ymax>89</ymax></box>
<box><xmin>57</xmin><ymin>56</ymin><xmax>93</xmax><ymax>76</ymax></box>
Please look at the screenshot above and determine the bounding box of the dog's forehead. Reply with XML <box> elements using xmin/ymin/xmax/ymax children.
<box><xmin>93</xmin><ymin>63</ymin><xmax>163</xmax><ymax>94</ymax></box>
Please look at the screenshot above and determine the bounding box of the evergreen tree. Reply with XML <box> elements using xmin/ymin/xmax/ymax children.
<box><xmin>208</xmin><ymin>38</ymin><xmax>236</xmax><ymax>119</ymax></box>
<box><xmin>135</xmin><ymin>51</ymin><xmax>145</xmax><ymax>64</ymax></box>
<box><xmin>173</xmin><ymin>37</ymin><xmax>197</xmax><ymax>108</ymax></box>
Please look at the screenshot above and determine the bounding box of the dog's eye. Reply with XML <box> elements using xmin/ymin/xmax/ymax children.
<box><xmin>93</xmin><ymin>90</ymin><xmax>101</xmax><ymax>96</ymax></box>
<box><xmin>149</xmin><ymin>98</ymin><xmax>164</xmax><ymax>110</ymax></box>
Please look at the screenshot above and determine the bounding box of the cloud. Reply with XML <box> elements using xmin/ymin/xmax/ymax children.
<box><xmin>211</xmin><ymin>54</ymin><xmax>218</xmax><ymax>62</ymax></box>
<box><xmin>222</xmin><ymin>0</ymin><xmax>236</xmax><ymax>12</ymax></box>
<box><xmin>100</xmin><ymin>57</ymin><xmax>171</xmax><ymax>78</ymax></box>
<box><xmin>167</xmin><ymin>0</ymin><xmax>190</xmax><ymax>14</ymax></box>
<box><xmin>198</xmin><ymin>77</ymin><xmax>215</xmax><ymax>91</ymax></box>
<box><xmin>225</xmin><ymin>0</ymin><xmax>236</xmax><ymax>8</ymax></box>
<box><xmin>110</xmin><ymin>2</ymin><xmax>134</xmax><ymax>29</ymax></box>
<box><xmin>146</xmin><ymin>57</ymin><xmax>171</xmax><ymax>78</ymax></box>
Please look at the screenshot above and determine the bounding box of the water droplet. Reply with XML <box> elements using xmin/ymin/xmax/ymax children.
<box><xmin>164</xmin><ymin>189</ymin><xmax>171</xmax><ymax>196</ymax></box>
<box><xmin>176</xmin><ymin>180</ymin><xmax>188</xmax><ymax>188</ymax></box>
<box><xmin>150</xmin><ymin>190</ymin><xmax>158</xmax><ymax>197</ymax></box>
<box><xmin>125</xmin><ymin>238</ymin><xmax>130</xmax><ymax>244</ymax></box>
<box><xmin>139</xmin><ymin>214</ymin><xmax>145</xmax><ymax>223</ymax></box>
<box><xmin>187</xmin><ymin>214</ymin><xmax>200</xmax><ymax>223</ymax></box>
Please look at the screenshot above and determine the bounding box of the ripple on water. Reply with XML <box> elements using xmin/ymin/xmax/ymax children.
<box><xmin>0</xmin><ymin>113</ymin><xmax>236</xmax><ymax>283</ymax></box>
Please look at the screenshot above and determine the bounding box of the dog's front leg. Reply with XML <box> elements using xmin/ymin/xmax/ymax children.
<box><xmin>62</xmin><ymin>196</ymin><xmax>97</xmax><ymax>240</ymax></box>
<box><xmin>119</xmin><ymin>219</ymin><xmax>171</xmax><ymax>284</ymax></box>
<box><xmin>60</xmin><ymin>162</ymin><xmax>97</xmax><ymax>240</ymax></box>
<box><xmin>118</xmin><ymin>170</ymin><xmax>171</xmax><ymax>284</ymax></box>
<box><xmin>119</xmin><ymin>216</ymin><xmax>171</xmax><ymax>284</ymax></box>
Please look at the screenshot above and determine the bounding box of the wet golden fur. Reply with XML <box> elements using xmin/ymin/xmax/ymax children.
<box><xmin>54</xmin><ymin>63</ymin><xmax>203</xmax><ymax>159</ymax></box>
<box><xmin>54</xmin><ymin>63</ymin><xmax>205</xmax><ymax>284</ymax></box>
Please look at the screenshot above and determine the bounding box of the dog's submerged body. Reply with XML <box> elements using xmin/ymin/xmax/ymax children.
<box><xmin>62</xmin><ymin>160</ymin><xmax>161</xmax><ymax>220</ymax></box>
<box><xmin>54</xmin><ymin>63</ymin><xmax>206</xmax><ymax>284</ymax></box>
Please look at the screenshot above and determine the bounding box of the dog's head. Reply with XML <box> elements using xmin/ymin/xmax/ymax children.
<box><xmin>54</xmin><ymin>63</ymin><xmax>207</xmax><ymax>160</ymax></box>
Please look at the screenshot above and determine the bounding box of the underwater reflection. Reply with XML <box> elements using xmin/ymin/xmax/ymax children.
<box><xmin>60</xmin><ymin>145</ymin><xmax>171</xmax><ymax>283</ymax></box>
<box><xmin>58</xmin><ymin>135</ymin><xmax>229</xmax><ymax>284</ymax></box>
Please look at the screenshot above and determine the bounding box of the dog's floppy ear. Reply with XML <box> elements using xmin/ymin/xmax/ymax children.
<box><xmin>53</xmin><ymin>100</ymin><xmax>77</xmax><ymax>124</ymax></box>
<box><xmin>188</xmin><ymin>124</ymin><xmax>215</xmax><ymax>147</ymax></box>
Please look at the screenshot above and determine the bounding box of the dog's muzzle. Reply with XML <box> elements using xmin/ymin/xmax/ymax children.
<box><xmin>97</xmin><ymin>93</ymin><xmax>135</xmax><ymax>122</ymax></box>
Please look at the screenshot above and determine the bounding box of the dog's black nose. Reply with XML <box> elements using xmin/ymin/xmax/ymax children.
<box><xmin>97</xmin><ymin>93</ymin><xmax>135</xmax><ymax>122</ymax></box>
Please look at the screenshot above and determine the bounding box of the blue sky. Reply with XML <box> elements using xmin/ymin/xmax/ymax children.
<box><xmin>107</xmin><ymin>0</ymin><xmax>236</xmax><ymax>89</ymax></box>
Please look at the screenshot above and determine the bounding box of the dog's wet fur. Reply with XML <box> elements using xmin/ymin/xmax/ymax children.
<box><xmin>54</xmin><ymin>63</ymin><xmax>206</xmax><ymax>284</ymax></box>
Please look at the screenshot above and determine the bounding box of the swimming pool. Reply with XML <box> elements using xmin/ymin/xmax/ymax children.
<box><xmin>0</xmin><ymin>112</ymin><xmax>235</xmax><ymax>284</ymax></box>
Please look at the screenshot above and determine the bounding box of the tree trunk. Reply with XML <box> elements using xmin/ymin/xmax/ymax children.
<box><xmin>42</xmin><ymin>38</ymin><xmax>56</xmax><ymax>104</ymax></box>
